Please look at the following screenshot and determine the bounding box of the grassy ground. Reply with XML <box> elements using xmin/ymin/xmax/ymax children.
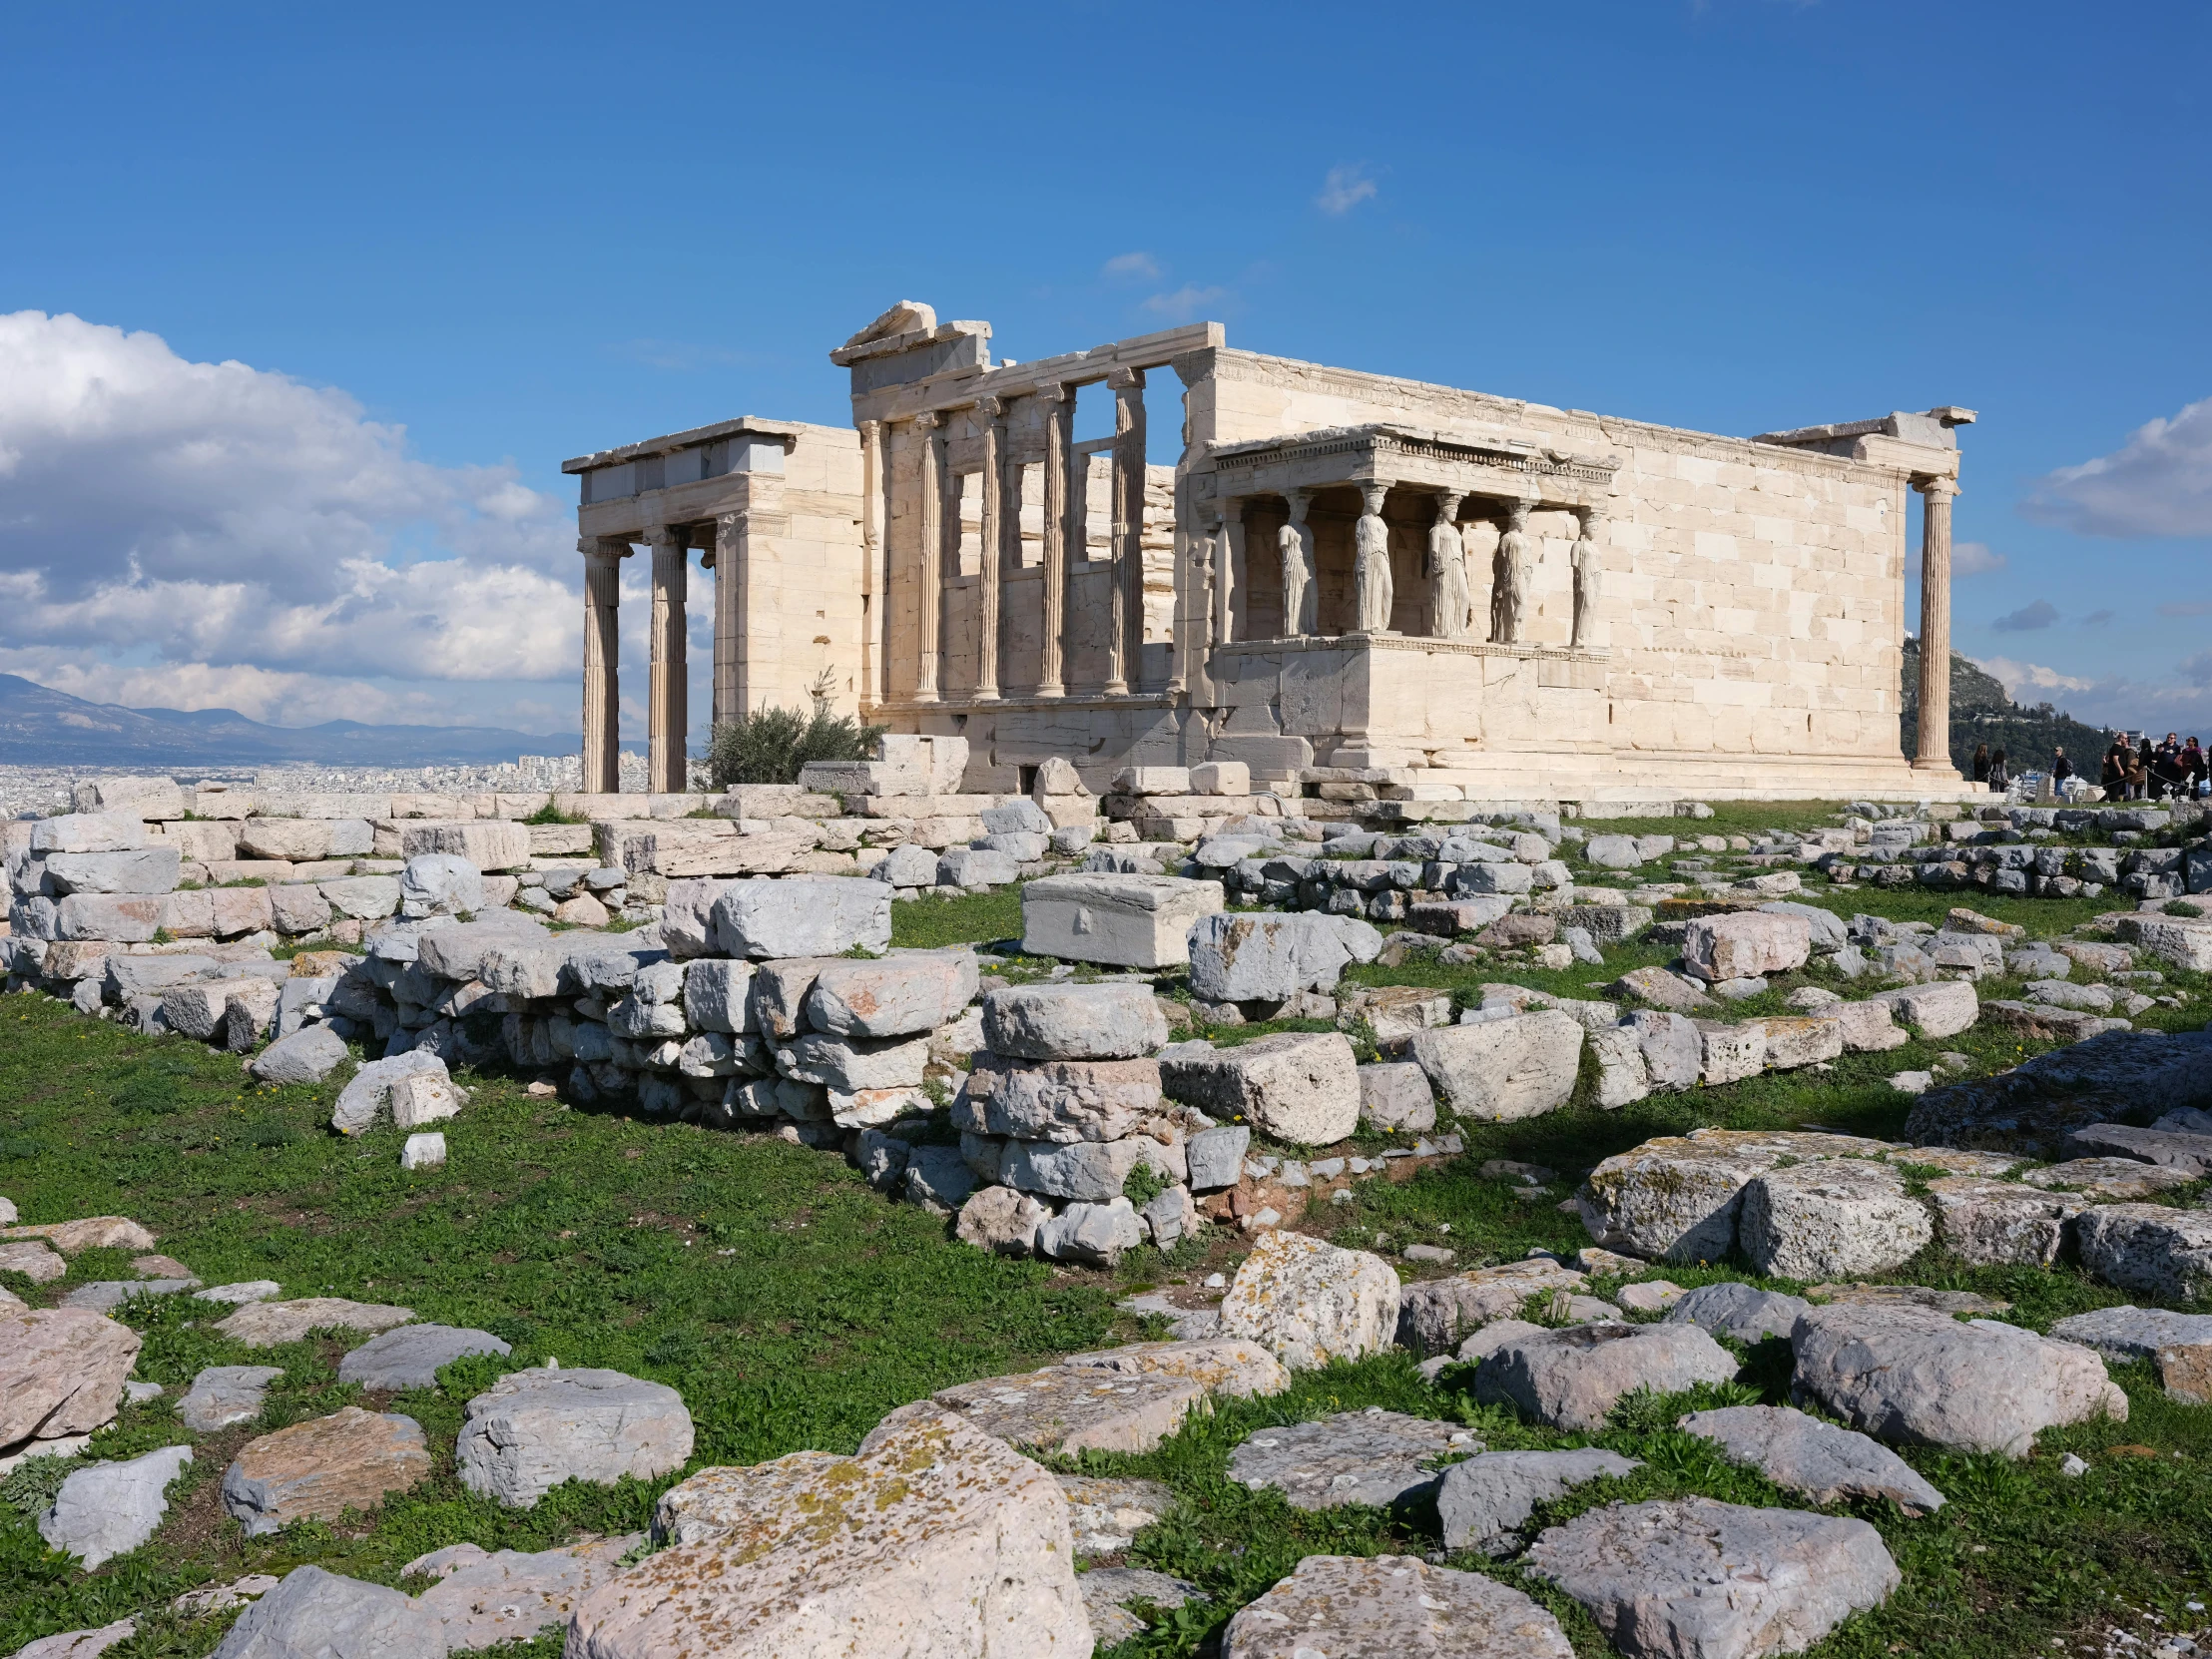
<box><xmin>5</xmin><ymin>838</ymin><xmax>2210</xmax><ymax>1657</ymax></box>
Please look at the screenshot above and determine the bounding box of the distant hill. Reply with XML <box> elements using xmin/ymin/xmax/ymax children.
<box><xmin>1900</xmin><ymin>640</ymin><xmax>2113</xmax><ymax>776</ymax></box>
<box><xmin>0</xmin><ymin>674</ymin><xmax>582</xmax><ymax>767</ymax></box>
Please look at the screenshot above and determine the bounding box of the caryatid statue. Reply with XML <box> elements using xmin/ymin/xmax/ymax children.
<box><xmin>1280</xmin><ymin>489</ymin><xmax>1319</xmax><ymax>638</ymax></box>
<box><xmin>1571</xmin><ymin>501</ymin><xmax>1606</xmax><ymax>649</ymax></box>
<box><xmin>1490</xmin><ymin>498</ymin><xmax>1534</xmax><ymax>644</ymax></box>
<box><xmin>1425</xmin><ymin>488</ymin><xmax>1471</xmax><ymax>639</ymax></box>
<box><xmin>1352</xmin><ymin>481</ymin><xmax>1393</xmax><ymax>634</ymax></box>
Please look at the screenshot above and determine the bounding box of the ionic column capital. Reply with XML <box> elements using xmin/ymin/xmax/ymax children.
<box><xmin>913</xmin><ymin>409</ymin><xmax>943</xmax><ymax>431</ymax></box>
<box><xmin>857</xmin><ymin>417</ymin><xmax>881</xmax><ymax>440</ymax></box>
<box><xmin>1916</xmin><ymin>474</ymin><xmax>1959</xmax><ymax>500</ymax></box>
<box><xmin>976</xmin><ymin>394</ymin><xmax>1006</xmax><ymax>422</ymax></box>
<box><xmin>644</xmin><ymin>524</ymin><xmax>682</xmax><ymax>547</ymax></box>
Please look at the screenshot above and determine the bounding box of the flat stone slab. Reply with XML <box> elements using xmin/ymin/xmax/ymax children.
<box><xmin>981</xmin><ymin>981</ymin><xmax>1169</xmax><ymax>1061</ymax></box>
<box><xmin>11</xmin><ymin>1619</ymin><xmax>139</xmax><ymax>1659</ymax></box>
<box><xmin>1803</xmin><ymin>1282</ymin><xmax>2010</xmax><ymax>1317</ymax></box>
<box><xmin>933</xmin><ymin>1365</ymin><xmax>1204</xmax><ymax>1455</ymax></box>
<box><xmin>223</xmin><ymin>1406</ymin><xmax>431</xmax><ymax>1535</ymax></box>
<box><xmin>456</xmin><ymin>1367</ymin><xmax>693</xmax><ymax>1508</ymax></box>
<box><xmin>409</xmin><ymin>1534</ymin><xmax>642</xmax><ymax>1651</ymax></box>
<box><xmin>1437</xmin><ymin>1449</ymin><xmax>1643</xmax><ymax>1552</ymax></box>
<box><xmin>2073</xmin><ymin>1203</ymin><xmax>2212</xmax><ymax>1301</ymax></box>
<box><xmin>1158</xmin><ymin>1031</ymin><xmax>1362</xmax><ymax>1145</ymax></box>
<box><xmin>1905</xmin><ymin>1027</ymin><xmax>2212</xmax><ymax>1156</ymax></box>
<box><xmin>2</xmin><ymin>1308</ymin><xmax>142</xmax><ymax>1450</ymax></box>
<box><xmin>572</xmin><ymin>1402</ymin><xmax>1089</xmax><ymax>1659</ymax></box>
<box><xmin>59</xmin><ymin>1277</ymin><xmax>202</xmax><ymax>1312</ymax></box>
<box><xmin>194</xmin><ymin>1281</ymin><xmax>281</xmax><ymax>1307</ymax></box>
<box><xmin>1791</xmin><ymin>1303</ymin><xmax>2127</xmax><ymax>1456</ymax></box>
<box><xmin>2050</xmin><ymin>1304</ymin><xmax>2212</xmax><ymax>1363</ymax></box>
<box><xmin>2022</xmin><ymin>1157</ymin><xmax>2197</xmax><ymax>1199</ymax></box>
<box><xmin>1227</xmin><ymin>1409</ymin><xmax>1476</xmax><ymax>1510</ymax></box>
<box><xmin>1080</xmin><ymin>1566</ymin><xmax>1206</xmax><ymax>1648</ymax></box>
<box><xmin>1524</xmin><ymin>1496</ymin><xmax>1900</xmax><ymax>1659</ymax></box>
<box><xmin>1223</xmin><ymin>1553</ymin><xmax>1574</xmax><ymax>1659</ymax></box>
<box><xmin>1475</xmin><ymin>1323</ymin><xmax>1739</xmax><ymax>1431</ymax></box>
<box><xmin>1060</xmin><ymin>1338</ymin><xmax>1289</xmax><ymax>1398</ymax></box>
<box><xmin>38</xmin><ymin>1443</ymin><xmax>193</xmax><ymax>1568</ymax></box>
<box><xmin>0</xmin><ymin>1240</ymin><xmax>66</xmax><ymax>1282</ymax></box>
<box><xmin>214</xmin><ymin>1297</ymin><xmax>414</xmax><ymax>1346</ymax></box>
<box><xmin>1679</xmin><ymin>1403</ymin><xmax>1945</xmax><ymax>1512</ymax></box>
<box><xmin>207</xmin><ymin>1564</ymin><xmax>446</xmax><ymax>1659</ymax></box>
<box><xmin>1926</xmin><ymin>1177</ymin><xmax>2084</xmax><ymax>1269</ymax></box>
<box><xmin>3</xmin><ymin>1217</ymin><xmax>158</xmax><ymax>1254</ymax></box>
<box><xmin>1576</xmin><ymin>1129</ymin><xmax>1901</xmax><ymax>1264</ymax></box>
<box><xmin>336</xmin><ymin>1325</ymin><xmax>512</xmax><ymax>1390</ymax></box>
<box><xmin>1057</xmin><ymin>1473</ymin><xmax>1174</xmax><ymax>1552</ymax></box>
<box><xmin>179</xmin><ymin>1365</ymin><xmax>284</xmax><ymax>1432</ymax></box>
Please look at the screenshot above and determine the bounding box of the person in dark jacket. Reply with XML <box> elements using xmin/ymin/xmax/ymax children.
<box><xmin>2152</xmin><ymin>733</ymin><xmax>2184</xmax><ymax>801</ymax></box>
<box><xmin>2052</xmin><ymin>747</ymin><xmax>2073</xmax><ymax>787</ymax></box>
<box><xmin>2102</xmin><ymin>737</ymin><xmax>2131</xmax><ymax>802</ymax></box>
<box><xmin>2137</xmin><ymin>734</ymin><xmax>2156</xmax><ymax>800</ymax></box>
<box><xmin>1989</xmin><ymin>748</ymin><xmax>2009</xmax><ymax>795</ymax></box>
<box><xmin>1971</xmin><ymin>743</ymin><xmax>1990</xmax><ymax>787</ymax></box>
<box><xmin>2186</xmin><ymin>737</ymin><xmax>2207</xmax><ymax>798</ymax></box>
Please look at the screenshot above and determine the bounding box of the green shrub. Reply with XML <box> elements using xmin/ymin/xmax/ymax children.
<box><xmin>707</xmin><ymin>669</ymin><xmax>884</xmax><ymax>789</ymax></box>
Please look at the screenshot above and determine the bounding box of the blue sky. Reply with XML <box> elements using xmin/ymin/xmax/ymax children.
<box><xmin>3</xmin><ymin>0</ymin><xmax>2207</xmax><ymax>740</ymax></box>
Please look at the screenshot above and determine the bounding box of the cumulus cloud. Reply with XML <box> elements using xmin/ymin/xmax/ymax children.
<box><xmin>1992</xmin><ymin>599</ymin><xmax>2060</xmax><ymax>632</ymax></box>
<box><xmin>1102</xmin><ymin>252</ymin><xmax>1161</xmax><ymax>280</ymax></box>
<box><xmin>1315</xmin><ymin>165</ymin><xmax>1377</xmax><ymax>216</ymax></box>
<box><xmin>0</xmin><ymin>310</ymin><xmax>588</xmax><ymax>731</ymax></box>
<box><xmin>1973</xmin><ymin>655</ymin><xmax>2094</xmax><ymax>698</ymax></box>
<box><xmin>2025</xmin><ymin>395</ymin><xmax>2212</xmax><ymax>536</ymax></box>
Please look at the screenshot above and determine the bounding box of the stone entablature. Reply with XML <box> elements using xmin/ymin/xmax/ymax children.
<box><xmin>563</xmin><ymin>301</ymin><xmax>1980</xmax><ymax>805</ymax></box>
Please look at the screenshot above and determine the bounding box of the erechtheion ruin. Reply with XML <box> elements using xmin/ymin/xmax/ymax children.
<box><xmin>565</xmin><ymin>302</ymin><xmax>1975</xmax><ymax>803</ymax></box>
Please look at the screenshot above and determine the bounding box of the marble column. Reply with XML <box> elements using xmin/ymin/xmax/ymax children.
<box><xmin>913</xmin><ymin>412</ymin><xmax>943</xmax><ymax>704</ymax></box>
<box><xmin>973</xmin><ymin>396</ymin><xmax>1005</xmax><ymax>702</ymax></box>
<box><xmin>712</xmin><ymin>511</ymin><xmax>745</xmax><ymax>730</ymax></box>
<box><xmin>1107</xmin><ymin>366</ymin><xmax>1145</xmax><ymax>695</ymax></box>
<box><xmin>858</xmin><ymin>418</ymin><xmax>884</xmax><ymax>708</ymax></box>
<box><xmin>647</xmin><ymin>527</ymin><xmax>688</xmax><ymax>794</ymax></box>
<box><xmin>580</xmin><ymin>538</ymin><xmax>624</xmax><ymax>796</ymax></box>
<box><xmin>1915</xmin><ymin>475</ymin><xmax>1958</xmax><ymax>772</ymax></box>
<box><xmin>1037</xmin><ymin>384</ymin><xmax>1072</xmax><ymax>698</ymax></box>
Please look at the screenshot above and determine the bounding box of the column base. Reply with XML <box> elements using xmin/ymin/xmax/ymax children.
<box><xmin>1911</xmin><ymin>758</ymin><xmax>1963</xmax><ymax>782</ymax></box>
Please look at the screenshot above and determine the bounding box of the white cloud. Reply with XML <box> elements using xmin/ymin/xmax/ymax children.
<box><xmin>1315</xmin><ymin>165</ymin><xmax>1377</xmax><ymax>216</ymax></box>
<box><xmin>1102</xmin><ymin>252</ymin><xmax>1160</xmax><ymax>280</ymax></box>
<box><xmin>0</xmin><ymin>310</ymin><xmax>588</xmax><ymax>732</ymax></box>
<box><xmin>2026</xmin><ymin>395</ymin><xmax>2212</xmax><ymax>536</ymax></box>
<box><xmin>1142</xmin><ymin>285</ymin><xmax>1230</xmax><ymax>321</ymax></box>
<box><xmin>1973</xmin><ymin>655</ymin><xmax>2094</xmax><ymax>698</ymax></box>
<box><xmin>1908</xmin><ymin>538</ymin><xmax>2007</xmax><ymax>579</ymax></box>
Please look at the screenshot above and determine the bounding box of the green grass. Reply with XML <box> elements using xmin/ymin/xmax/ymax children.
<box><xmin>5</xmin><ymin>844</ymin><xmax>2210</xmax><ymax>1658</ymax></box>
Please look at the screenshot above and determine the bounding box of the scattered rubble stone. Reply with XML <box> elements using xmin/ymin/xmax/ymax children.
<box><xmin>223</xmin><ymin>1407</ymin><xmax>432</xmax><ymax>1535</ymax></box>
<box><xmin>1437</xmin><ymin>1448</ymin><xmax>1644</xmax><ymax>1552</ymax></box>
<box><xmin>38</xmin><ymin>1443</ymin><xmax>194</xmax><ymax>1568</ymax></box>
<box><xmin>1678</xmin><ymin>1403</ymin><xmax>1944</xmax><ymax>1511</ymax></box>
<box><xmin>1219</xmin><ymin>1230</ymin><xmax>1400</xmax><ymax>1370</ymax></box>
<box><xmin>455</xmin><ymin>1367</ymin><xmax>694</xmax><ymax>1507</ymax></box>
<box><xmin>179</xmin><ymin>1365</ymin><xmax>285</xmax><ymax>1432</ymax></box>
<box><xmin>1475</xmin><ymin>1322</ymin><xmax>1739</xmax><ymax>1430</ymax></box>
<box><xmin>1228</xmin><ymin>1409</ymin><xmax>1477</xmax><ymax>1510</ymax></box>
<box><xmin>1223</xmin><ymin>1553</ymin><xmax>1574</xmax><ymax>1659</ymax></box>
<box><xmin>336</xmin><ymin>1325</ymin><xmax>512</xmax><ymax>1390</ymax></box>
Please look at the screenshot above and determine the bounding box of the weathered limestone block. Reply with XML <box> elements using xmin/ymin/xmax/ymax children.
<box><xmin>1695</xmin><ymin>1019</ymin><xmax>1766</xmax><ymax>1084</ymax></box>
<box><xmin>178</xmin><ymin>1365</ymin><xmax>285</xmax><ymax>1432</ymax></box>
<box><xmin>241</xmin><ymin>819</ymin><xmax>337</xmax><ymax>862</ymax></box>
<box><xmin>31</xmin><ymin>812</ymin><xmax>147</xmax><ymax>853</ymax></box>
<box><xmin>1587</xmin><ymin>1024</ymin><xmax>1650</xmax><ymax>1108</ymax></box>
<box><xmin>1436</xmin><ymin>1449</ymin><xmax>1645</xmax><ymax>1552</ymax></box>
<box><xmin>1810</xmin><ymin>997</ymin><xmax>1908</xmax><ymax>1052</ymax></box>
<box><xmin>1001</xmin><ymin>1135</ymin><xmax>1183</xmax><ymax>1204</ymax></box>
<box><xmin>209</xmin><ymin>1565</ymin><xmax>446</xmax><ymax>1659</ymax></box>
<box><xmin>1396</xmin><ymin>1260</ymin><xmax>1588</xmax><ymax>1356</ymax></box>
<box><xmin>1576</xmin><ymin>1129</ymin><xmax>1899</xmax><ymax>1264</ymax></box>
<box><xmin>1790</xmin><ymin>1302</ymin><xmax>2127</xmax><ymax>1456</ymax></box>
<box><xmin>982</xmin><ymin>982</ymin><xmax>1168</xmax><ymax>1061</ymax></box>
<box><xmin>1682</xmin><ymin>909</ymin><xmax>1813</xmax><ymax>982</ymax></box>
<box><xmin>1224</xmin><ymin>1554</ymin><xmax>1573</xmax><ymax>1659</ymax></box>
<box><xmin>1020</xmin><ymin>872</ymin><xmax>1224</xmax><ymax>968</ymax></box>
<box><xmin>1219</xmin><ymin>1230</ymin><xmax>1399</xmax><ymax>1370</ymax></box>
<box><xmin>710</xmin><ymin>876</ymin><xmax>891</xmax><ymax>959</ymax></box>
<box><xmin>2073</xmin><ymin>1203</ymin><xmax>2212</xmax><ymax>1300</ymax></box>
<box><xmin>1062</xmin><ymin>1338</ymin><xmax>1289</xmax><ymax>1397</ymax></box>
<box><xmin>1925</xmin><ymin>1176</ymin><xmax>2083</xmax><ymax>1268</ymax></box>
<box><xmin>1625</xmin><ymin>1009</ymin><xmax>1702</xmax><ymax>1089</ymax></box>
<box><xmin>804</xmin><ymin>951</ymin><xmax>977</xmax><ymax>1038</ymax></box>
<box><xmin>222</xmin><ymin>1407</ymin><xmax>431</xmax><ymax>1534</ymax></box>
<box><xmin>1359</xmin><ymin>1060</ymin><xmax>1437</xmax><ymax>1130</ymax></box>
<box><xmin>1739</xmin><ymin>1159</ymin><xmax>1934</xmax><ymax>1280</ymax></box>
<box><xmin>1865</xmin><ymin>979</ymin><xmax>1979</xmax><ymax>1038</ymax></box>
<box><xmin>776</xmin><ymin>1032</ymin><xmax>930</xmax><ymax>1093</ymax></box>
<box><xmin>411</xmin><ymin>1534</ymin><xmax>640</xmax><ymax>1653</ymax></box>
<box><xmin>38</xmin><ymin>1444</ymin><xmax>194</xmax><ymax>1568</ymax></box>
<box><xmin>933</xmin><ymin>1365</ymin><xmax>1205</xmax><ymax>1455</ymax></box>
<box><xmin>1474</xmin><ymin>1323</ymin><xmax>1738</xmax><ymax>1431</ymax></box>
<box><xmin>44</xmin><ymin>848</ymin><xmax>182</xmax><ymax>896</ymax></box>
<box><xmin>1906</xmin><ymin>1029</ymin><xmax>2212</xmax><ymax>1154</ymax></box>
<box><xmin>1157</xmin><ymin>1032</ymin><xmax>1361</xmax><ymax>1144</ymax></box>
<box><xmin>456</xmin><ymin>1367</ymin><xmax>694</xmax><ymax>1508</ymax></box>
<box><xmin>1035</xmin><ymin>1197</ymin><xmax>1148</xmax><ymax>1266</ymax></box>
<box><xmin>1746</xmin><ymin>1014</ymin><xmax>1845</xmax><ymax>1070</ymax></box>
<box><xmin>1228</xmin><ymin>1411</ymin><xmax>1477</xmax><ymax>1511</ymax></box>
<box><xmin>1407</xmin><ymin>1011</ymin><xmax>1583</xmax><ymax>1121</ymax></box>
<box><xmin>954</xmin><ymin>1054</ymin><xmax>1163</xmax><ymax>1142</ymax></box>
<box><xmin>398</xmin><ymin>821</ymin><xmax>529</xmax><ymax>871</ymax></box>
<box><xmin>1678</xmin><ymin>1404</ymin><xmax>1945</xmax><ymax>1512</ymax></box>
<box><xmin>1186</xmin><ymin>910</ymin><xmax>1382</xmax><ymax>1002</ymax></box>
<box><xmin>1524</xmin><ymin>1496</ymin><xmax>1899</xmax><ymax>1659</ymax></box>
<box><xmin>574</xmin><ymin>1403</ymin><xmax>1087</xmax><ymax>1659</ymax></box>
<box><xmin>2115</xmin><ymin>913</ymin><xmax>2212</xmax><ymax>972</ymax></box>
<box><xmin>214</xmin><ymin>1298</ymin><xmax>414</xmax><ymax>1346</ymax></box>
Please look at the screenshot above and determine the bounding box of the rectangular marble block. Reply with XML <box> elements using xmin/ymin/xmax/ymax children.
<box><xmin>1021</xmin><ymin>873</ymin><xmax>1225</xmax><ymax>969</ymax></box>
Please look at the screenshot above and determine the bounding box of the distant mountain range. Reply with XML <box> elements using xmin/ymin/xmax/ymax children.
<box><xmin>0</xmin><ymin>674</ymin><xmax>586</xmax><ymax>767</ymax></box>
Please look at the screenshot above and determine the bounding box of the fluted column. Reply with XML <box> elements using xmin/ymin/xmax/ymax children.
<box><xmin>580</xmin><ymin>538</ymin><xmax>624</xmax><ymax>795</ymax></box>
<box><xmin>712</xmin><ymin>511</ymin><xmax>745</xmax><ymax>730</ymax></box>
<box><xmin>913</xmin><ymin>412</ymin><xmax>943</xmax><ymax>704</ymax></box>
<box><xmin>1107</xmin><ymin>365</ymin><xmax>1145</xmax><ymax>695</ymax></box>
<box><xmin>858</xmin><ymin>419</ymin><xmax>884</xmax><ymax>708</ymax></box>
<box><xmin>647</xmin><ymin>527</ymin><xmax>688</xmax><ymax>794</ymax></box>
<box><xmin>1915</xmin><ymin>475</ymin><xmax>1958</xmax><ymax>773</ymax></box>
<box><xmin>1037</xmin><ymin>384</ymin><xmax>1072</xmax><ymax>698</ymax></box>
<box><xmin>973</xmin><ymin>396</ymin><xmax>1005</xmax><ymax>702</ymax></box>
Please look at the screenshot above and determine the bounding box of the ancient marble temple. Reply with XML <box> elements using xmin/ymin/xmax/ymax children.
<box><xmin>564</xmin><ymin>302</ymin><xmax>1972</xmax><ymax>802</ymax></box>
